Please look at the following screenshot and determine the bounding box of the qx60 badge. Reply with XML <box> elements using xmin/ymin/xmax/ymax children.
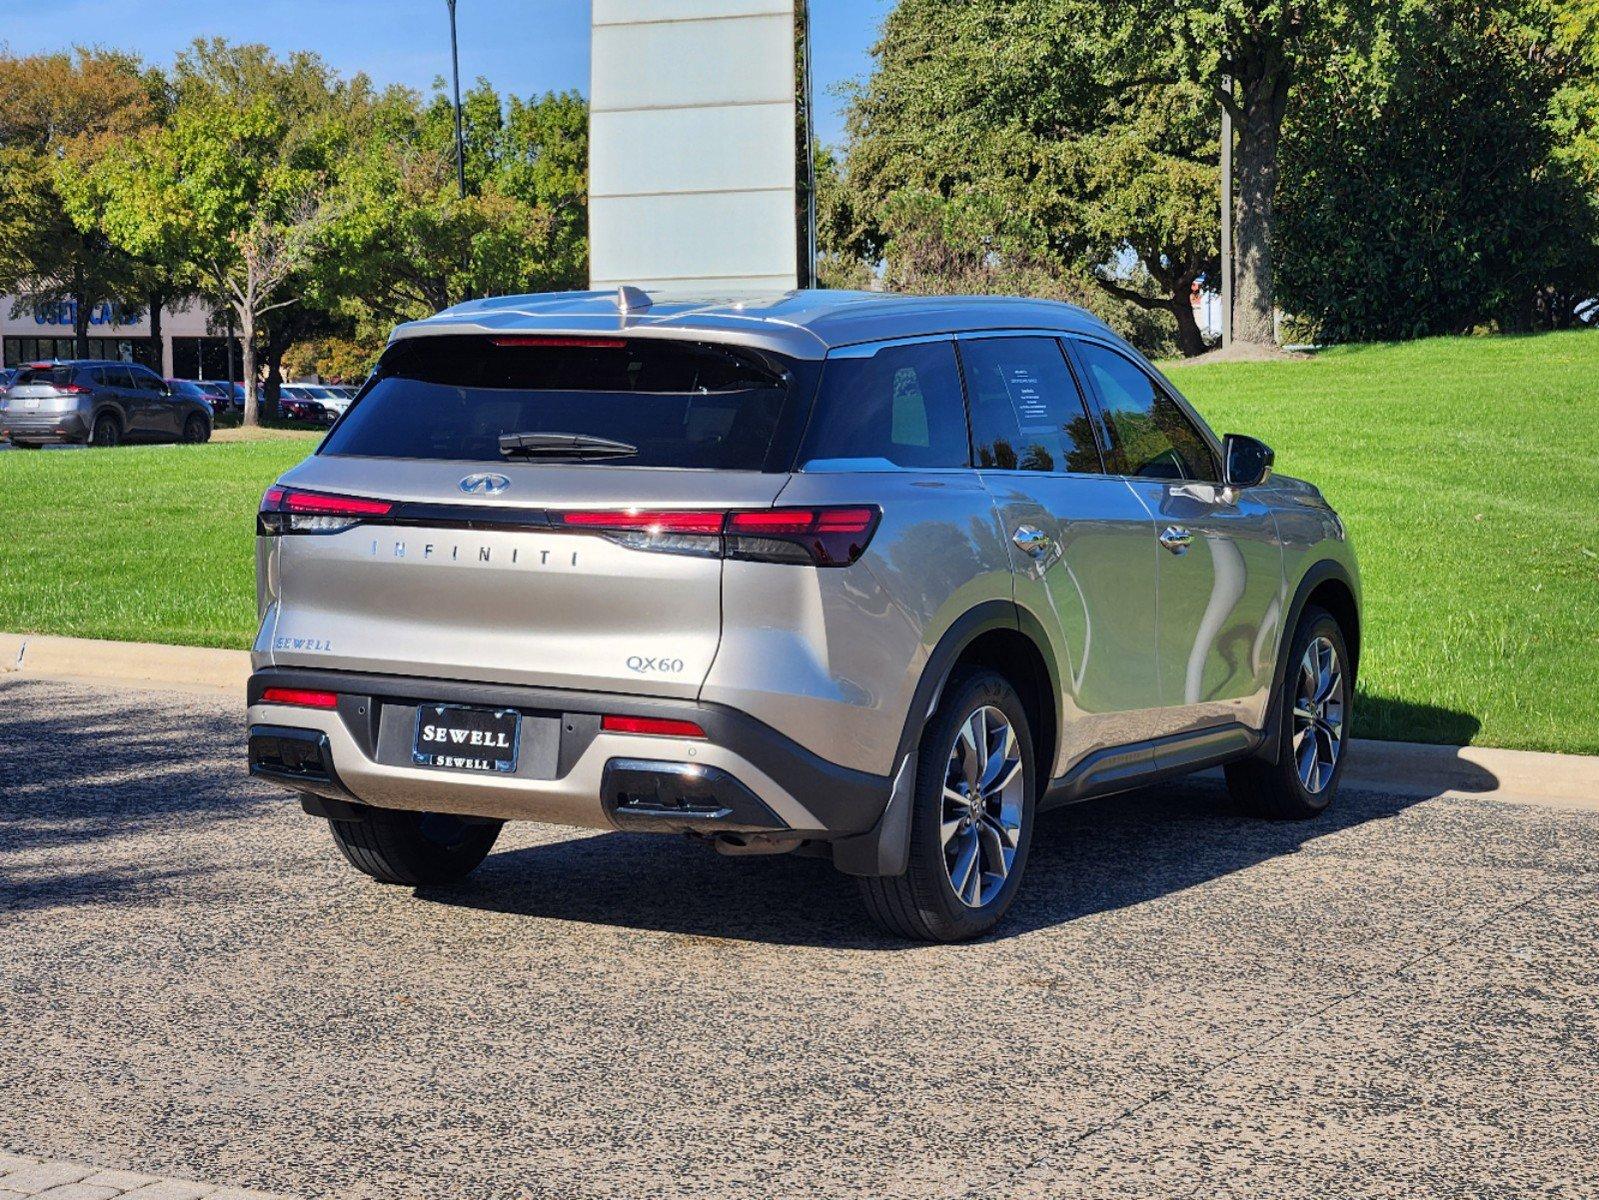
<box><xmin>460</xmin><ymin>473</ymin><xmax>512</xmax><ymax>495</ymax></box>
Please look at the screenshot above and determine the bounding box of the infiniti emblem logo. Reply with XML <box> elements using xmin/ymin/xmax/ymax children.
<box><xmin>459</xmin><ymin>473</ymin><xmax>511</xmax><ymax>495</ymax></box>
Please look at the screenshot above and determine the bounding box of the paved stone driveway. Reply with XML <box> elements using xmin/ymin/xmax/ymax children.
<box><xmin>0</xmin><ymin>1153</ymin><xmax>281</xmax><ymax>1199</ymax></box>
<box><xmin>2</xmin><ymin>677</ymin><xmax>1596</xmax><ymax>1199</ymax></box>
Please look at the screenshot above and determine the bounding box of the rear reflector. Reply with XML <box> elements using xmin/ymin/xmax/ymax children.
<box><xmin>601</xmin><ymin>715</ymin><xmax>707</xmax><ymax>739</ymax></box>
<box><xmin>260</xmin><ymin>687</ymin><xmax>339</xmax><ymax>709</ymax></box>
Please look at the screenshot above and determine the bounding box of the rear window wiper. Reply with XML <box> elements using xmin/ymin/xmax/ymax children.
<box><xmin>498</xmin><ymin>432</ymin><xmax>640</xmax><ymax>461</ymax></box>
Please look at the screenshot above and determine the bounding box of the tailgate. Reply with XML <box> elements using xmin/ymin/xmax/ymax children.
<box><xmin>264</xmin><ymin>457</ymin><xmax>789</xmax><ymax>699</ymax></box>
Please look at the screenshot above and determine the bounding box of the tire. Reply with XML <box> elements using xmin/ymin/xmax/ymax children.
<box><xmin>327</xmin><ymin>808</ymin><xmax>503</xmax><ymax>886</ymax></box>
<box><xmin>88</xmin><ymin>413</ymin><xmax>121</xmax><ymax>448</ymax></box>
<box><xmin>859</xmin><ymin>668</ymin><xmax>1036</xmax><ymax>942</ymax></box>
<box><xmin>181</xmin><ymin>413</ymin><xmax>210</xmax><ymax>443</ymax></box>
<box><xmin>1226</xmin><ymin>605</ymin><xmax>1353</xmax><ymax>820</ymax></box>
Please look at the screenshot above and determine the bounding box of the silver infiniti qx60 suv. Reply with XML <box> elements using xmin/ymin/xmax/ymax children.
<box><xmin>247</xmin><ymin>289</ymin><xmax>1360</xmax><ymax>941</ymax></box>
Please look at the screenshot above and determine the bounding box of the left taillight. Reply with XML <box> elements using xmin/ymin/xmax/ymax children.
<box><xmin>258</xmin><ymin>486</ymin><xmax>393</xmax><ymax>536</ymax></box>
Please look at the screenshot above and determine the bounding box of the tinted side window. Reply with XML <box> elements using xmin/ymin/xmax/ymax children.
<box><xmin>1075</xmin><ymin>343</ymin><xmax>1217</xmax><ymax>481</ymax></box>
<box><xmin>961</xmin><ymin>337</ymin><xmax>1103</xmax><ymax>474</ymax></box>
<box><xmin>800</xmin><ymin>341</ymin><xmax>969</xmax><ymax>469</ymax></box>
<box><xmin>129</xmin><ymin>367</ymin><xmax>163</xmax><ymax>391</ymax></box>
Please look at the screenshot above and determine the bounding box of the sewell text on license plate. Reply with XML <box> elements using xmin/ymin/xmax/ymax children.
<box><xmin>413</xmin><ymin>705</ymin><xmax>520</xmax><ymax>773</ymax></box>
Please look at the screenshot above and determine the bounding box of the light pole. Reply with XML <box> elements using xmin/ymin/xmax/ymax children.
<box><xmin>798</xmin><ymin>0</ymin><xmax>817</xmax><ymax>288</ymax></box>
<box><xmin>1220</xmin><ymin>75</ymin><xmax>1233</xmax><ymax>349</ymax></box>
<box><xmin>447</xmin><ymin>0</ymin><xmax>466</xmax><ymax>200</ymax></box>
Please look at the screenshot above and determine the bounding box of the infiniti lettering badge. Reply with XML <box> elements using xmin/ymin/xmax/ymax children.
<box><xmin>459</xmin><ymin>473</ymin><xmax>511</xmax><ymax>495</ymax></box>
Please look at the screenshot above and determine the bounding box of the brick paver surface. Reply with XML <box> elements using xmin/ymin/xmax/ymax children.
<box><xmin>0</xmin><ymin>1157</ymin><xmax>284</xmax><ymax>1200</ymax></box>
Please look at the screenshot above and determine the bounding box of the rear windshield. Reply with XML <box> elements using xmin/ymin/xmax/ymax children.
<box><xmin>14</xmin><ymin>366</ymin><xmax>79</xmax><ymax>387</ymax></box>
<box><xmin>321</xmin><ymin>335</ymin><xmax>802</xmax><ymax>469</ymax></box>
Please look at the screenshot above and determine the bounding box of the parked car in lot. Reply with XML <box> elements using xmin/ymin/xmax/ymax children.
<box><xmin>303</xmin><ymin>383</ymin><xmax>354</xmax><ymax>418</ymax></box>
<box><xmin>0</xmin><ymin>359</ymin><xmax>213</xmax><ymax>447</ymax></box>
<box><xmin>184</xmin><ymin>379</ymin><xmax>240</xmax><ymax>416</ymax></box>
<box><xmin>165</xmin><ymin>378</ymin><xmax>217</xmax><ymax>415</ymax></box>
<box><xmin>279</xmin><ymin>383</ymin><xmax>337</xmax><ymax>424</ymax></box>
<box><xmin>247</xmin><ymin>290</ymin><xmax>1361</xmax><ymax>941</ymax></box>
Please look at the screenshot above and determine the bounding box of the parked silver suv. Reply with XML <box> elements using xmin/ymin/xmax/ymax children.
<box><xmin>247</xmin><ymin>290</ymin><xmax>1360</xmax><ymax>941</ymax></box>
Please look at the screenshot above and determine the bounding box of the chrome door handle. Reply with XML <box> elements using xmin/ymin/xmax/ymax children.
<box><xmin>1012</xmin><ymin>525</ymin><xmax>1053</xmax><ymax>558</ymax></box>
<box><xmin>1159</xmin><ymin>526</ymin><xmax>1193</xmax><ymax>555</ymax></box>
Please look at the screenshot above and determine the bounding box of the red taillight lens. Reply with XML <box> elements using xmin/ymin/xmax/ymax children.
<box><xmin>557</xmin><ymin>509</ymin><xmax>726</xmax><ymax>535</ymax></box>
<box><xmin>58</xmin><ymin>382</ymin><xmax>92</xmax><ymax>395</ymax></box>
<box><xmin>259</xmin><ymin>486</ymin><xmax>392</xmax><ymax>535</ymax></box>
<box><xmin>549</xmin><ymin>506</ymin><xmax>881</xmax><ymax>567</ymax></box>
<box><xmin>552</xmin><ymin>508</ymin><xmax>727</xmax><ymax>559</ymax></box>
<box><xmin>260</xmin><ymin>687</ymin><xmax>339</xmax><ymax>709</ymax></box>
<box><xmin>725</xmin><ymin>506</ymin><xmax>880</xmax><ymax>567</ymax></box>
<box><xmin>490</xmin><ymin>336</ymin><xmax>627</xmax><ymax>349</ymax></box>
<box><xmin>601</xmin><ymin>715</ymin><xmax>707</xmax><ymax>739</ymax></box>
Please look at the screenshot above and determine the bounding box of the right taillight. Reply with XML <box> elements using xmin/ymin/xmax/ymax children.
<box><xmin>725</xmin><ymin>507</ymin><xmax>880</xmax><ymax>567</ymax></box>
<box><xmin>259</xmin><ymin>486</ymin><xmax>393</xmax><ymax>535</ymax></box>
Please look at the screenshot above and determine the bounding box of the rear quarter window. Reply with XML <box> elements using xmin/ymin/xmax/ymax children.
<box><xmin>799</xmin><ymin>340</ymin><xmax>969</xmax><ymax>470</ymax></box>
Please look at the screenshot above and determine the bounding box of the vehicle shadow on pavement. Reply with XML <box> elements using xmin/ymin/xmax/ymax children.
<box><xmin>0</xmin><ymin>678</ymin><xmax>275</xmax><ymax>915</ymax></box>
<box><xmin>420</xmin><ymin>778</ymin><xmax>1431</xmax><ymax>949</ymax></box>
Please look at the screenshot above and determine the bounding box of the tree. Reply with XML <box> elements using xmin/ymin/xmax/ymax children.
<box><xmin>1110</xmin><ymin>0</ymin><xmax>1439</xmax><ymax>347</ymax></box>
<box><xmin>314</xmin><ymin>82</ymin><xmax>587</xmax><ymax>334</ymax></box>
<box><xmin>839</xmin><ymin>0</ymin><xmax>1220</xmax><ymax>355</ymax></box>
<box><xmin>0</xmin><ymin>49</ymin><xmax>157</xmax><ymax>356</ymax></box>
<box><xmin>80</xmin><ymin>41</ymin><xmax>363</xmax><ymax>424</ymax></box>
<box><xmin>856</xmin><ymin>187</ymin><xmax>1180</xmax><ymax>356</ymax></box>
<box><xmin>1277</xmin><ymin>0</ymin><xmax>1599</xmax><ymax>339</ymax></box>
<box><xmin>258</xmin><ymin>291</ymin><xmax>356</xmax><ymax>411</ymax></box>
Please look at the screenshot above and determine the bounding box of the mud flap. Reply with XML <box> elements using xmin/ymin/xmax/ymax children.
<box><xmin>830</xmin><ymin>753</ymin><xmax>915</xmax><ymax>877</ymax></box>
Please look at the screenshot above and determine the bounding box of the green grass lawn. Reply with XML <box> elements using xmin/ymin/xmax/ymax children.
<box><xmin>1166</xmin><ymin>331</ymin><xmax>1599</xmax><ymax>755</ymax></box>
<box><xmin>0</xmin><ymin>440</ymin><xmax>313</xmax><ymax>649</ymax></box>
<box><xmin>2</xmin><ymin>330</ymin><xmax>1596</xmax><ymax>753</ymax></box>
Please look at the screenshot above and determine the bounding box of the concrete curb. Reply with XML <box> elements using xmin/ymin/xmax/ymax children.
<box><xmin>3</xmin><ymin>632</ymin><xmax>1597</xmax><ymax>811</ymax></box>
<box><xmin>1339</xmin><ymin>738</ymin><xmax>1599</xmax><ymax>812</ymax></box>
<box><xmin>0</xmin><ymin>632</ymin><xmax>249</xmax><ymax>694</ymax></box>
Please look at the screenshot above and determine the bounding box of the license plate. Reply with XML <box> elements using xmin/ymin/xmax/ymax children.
<box><xmin>413</xmin><ymin>705</ymin><xmax>520</xmax><ymax>773</ymax></box>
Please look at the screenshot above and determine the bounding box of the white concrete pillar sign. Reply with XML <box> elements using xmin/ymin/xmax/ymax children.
<box><xmin>589</xmin><ymin>0</ymin><xmax>800</xmax><ymax>295</ymax></box>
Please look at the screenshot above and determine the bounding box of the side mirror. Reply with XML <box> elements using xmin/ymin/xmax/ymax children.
<box><xmin>1223</xmin><ymin>433</ymin><xmax>1274</xmax><ymax>490</ymax></box>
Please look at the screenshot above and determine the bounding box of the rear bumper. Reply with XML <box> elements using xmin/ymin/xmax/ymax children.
<box><xmin>0</xmin><ymin>412</ymin><xmax>88</xmax><ymax>442</ymax></box>
<box><xmin>246</xmin><ymin>667</ymin><xmax>893</xmax><ymax>839</ymax></box>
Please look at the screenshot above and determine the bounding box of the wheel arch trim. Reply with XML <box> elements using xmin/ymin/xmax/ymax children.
<box><xmin>1257</xmin><ymin>558</ymin><xmax>1361</xmax><ymax>766</ymax></box>
<box><xmin>833</xmin><ymin>599</ymin><xmax>1058</xmax><ymax>877</ymax></box>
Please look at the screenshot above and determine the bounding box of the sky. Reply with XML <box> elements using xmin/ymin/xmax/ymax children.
<box><xmin>1</xmin><ymin>0</ymin><xmax>891</xmax><ymax>145</ymax></box>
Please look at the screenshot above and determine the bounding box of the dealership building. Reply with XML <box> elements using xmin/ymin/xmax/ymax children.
<box><xmin>0</xmin><ymin>295</ymin><xmax>243</xmax><ymax>381</ymax></box>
